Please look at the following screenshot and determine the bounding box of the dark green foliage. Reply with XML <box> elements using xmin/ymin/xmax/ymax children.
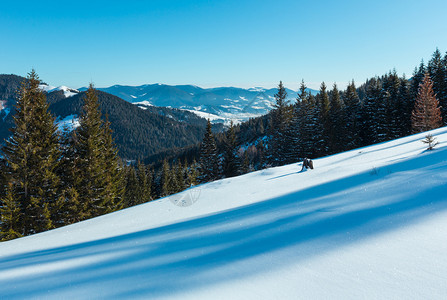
<box><xmin>198</xmin><ymin>120</ymin><xmax>219</xmax><ymax>182</ymax></box>
<box><xmin>72</xmin><ymin>84</ymin><xmax>124</xmax><ymax>219</ymax></box>
<box><xmin>361</xmin><ymin>77</ymin><xmax>382</xmax><ymax>144</ymax></box>
<box><xmin>174</xmin><ymin>161</ymin><xmax>186</xmax><ymax>193</ymax></box>
<box><xmin>268</xmin><ymin>81</ymin><xmax>292</xmax><ymax>166</ymax></box>
<box><xmin>0</xmin><ymin>183</ymin><xmax>22</xmax><ymax>241</ymax></box>
<box><xmin>223</xmin><ymin>121</ymin><xmax>240</xmax><ymax>177</ymax></box>
<box><xmin>343</xmin><ymin>81</ymin><xmax>361</xmax><ymax>149</ymax></box>
<box><xmin>328</xmin><ymin>84</ymin><xmax>345</xmax><ymax>153</ymax></box>
<box><xmin>2</xmin><ymin>70</ymin><xmax>63</xmax><ymax>235</ymax></box>
<box><xmin>137</xmin><ymin>162</ymin><xmax>152</xmax><ymax>203</ymax></box>
<box><xmin>398</xmin><ymin>76</ymin><xmax>413</xmax><ymax>137</ymax></box>
<box><xmin>57</xmin><ymin>127</ymin><xmax>81</xmax><ymax>225</ymax></box>
<box><xmin>160</xmin><ymin>159</ymin><xmax>178</xmax><ymax>197</ymax></box>
<box><xmin>48</xmin><ymin>90</ymin><xmax>209</xmax><ymax>161</ymax></box>
<box><xmin>123</xmin><ymin>162</ymin><xmax>151</xmax><ymax>208</ymax></box>
<box><xmin>123</xmin><ymin>165</ymin><xmax>140</xmax><ymax>207</ymax></box>
<box><xmin>317</xmin><ymin>82</ymin><xmax>330</xmax><ymax>154</ymax></box>
<box><xmin>299</xmin><ymin>93</ymin><xmax>324</xmax><ymax>158</ymax></box>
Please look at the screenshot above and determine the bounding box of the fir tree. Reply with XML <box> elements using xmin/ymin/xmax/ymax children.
<box><xmin>198</xmin><ymin>119</ymin><xmax>219</xmax><ymax>182</ymax></box>
<box><xmin>411</xmin><ymin>73</ymin><xmax>443</xmax><ymax>133</ymax></box>
<box><xmin>0</xmin><ymin>183</ymin><xmax>22</xmax><ymax>241</ymax></box>
<box><xmin>343</xmin><ymin>80</ymin><xmax>362</xmax><ymax>149</ymax></box>
<box><xmin>284</xmin><ymin>80</ymin><xmax>308</xmax><ymax>162</ymax></box>
<box><xmin>123</xmin><ymin>165</ymin><xmax>139</xmax><ymax>207</ymax></box>
<box><xmin>223</xmin><ymin>121</ymin><xmax>240</xmax><ymax>177</ymax></box>
<box><xmin>300</xmin><ymin>93</ymin><xmax>324</xmax><ymax>158</ymax></box>
<box><xmin>317</xmin><ymin>82</ymin><xmax>330</xmax><ymax>155</ymax></box>
<box><xmin>174</xmin><ymin>161</ymin><xmax>186</xmax><ymax>193</ymax></box>
<box><xmin>101</xmin><ymin>116</ymin><xmax>125</xmax><ymax>213</ymax></box>
<box><xmin>161</xmin><ymin>159</ymin><xmax>177</xmax><ymax>196</ymax></box>
<box><xmin>398</xmin><ymin>76</ymin><xmax>413</xmax><ymax>137</ymax></box>
<box><xmin>328</xmin><ymin>83</ymin><xmax>345</xmax><ymax>153</ymax></box>
<box><xmin>187</xmin><ymin>159</ymin><xmax>199</xmax><ymax>187</ymax></box>
<box><xmin>411</xmin><ymin>60</ymin><xmax>426</xmax><ymax>99</ymax></box>
<box><xmin>2</xmin><ymin>70</ymin><xmax>62</xmax><ymax>235</ymax></box>
<box><xmin>73</xmin><ymin>84</ymin><xmax>123</xmax><ymax>219</ymax></box>
<box><xmin>57</xmin><ymin>127</ymin><xmax>80</xmax><ymax>225</ymax></box>
<box><xmin>268</xmin><ymin>81</ymin><xmax>291</xmax><ymax>166</ymax></box>
<box><xmin>136</xmin><ymin>162</ymin><xmax>152</xmax><ymax>203</ymax></box>
<box><xmin>385</xmin><ymin>71</ymin><xmax>402</xmax><ymax>139</ymax></box>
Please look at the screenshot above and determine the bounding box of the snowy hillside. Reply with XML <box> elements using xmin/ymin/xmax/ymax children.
<box><xmin>1</xmin><ymin>128</ymin><xmax>447</xmax><ymax>299</ymax></box>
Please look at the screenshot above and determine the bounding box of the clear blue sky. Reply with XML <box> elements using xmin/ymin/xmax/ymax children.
<box><xmin>2</xmin><ymin>0</ymin><xmax>447</xmax><ymax>90</ymax></box>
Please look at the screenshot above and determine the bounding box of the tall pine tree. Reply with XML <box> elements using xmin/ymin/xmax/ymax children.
<box><xmin>73</xmin><ymin>84</ymin><xmax>123</xmax><ymax>219</ymax></box>
<box><xmin>198</xmin><ymin>119</ymin><xmax>219</xmax><ymax>182</ymax></box>
<box><xmin>1</xmin><ymin>70</ymin><xmax>63</xmax><ymax>236</ymax></box>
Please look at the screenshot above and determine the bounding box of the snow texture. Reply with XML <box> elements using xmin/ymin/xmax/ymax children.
<box><xmin>1</xmin><ymin>127</ymin><xmax>447</xmax><ymax>299</ymax></box>
<box><xmin>56</xmin><ymin>115</ymin><xmax>80</xmax><ymax>131</ymax></box>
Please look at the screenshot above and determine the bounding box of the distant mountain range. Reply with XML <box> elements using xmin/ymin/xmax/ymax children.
<box><xmin>0</xmin><ymin>74</ymin><xmax>316</xmax><ymax>159</ymax></box>
<box><xmin>86</xmin><ymin>84</ymin><xmax>318</xmax><ymax>124</ymax></box>
<box><xmin>0</xmin><ymin>75</ymin><xmax>222</xmax><ymax>160</ymax></box>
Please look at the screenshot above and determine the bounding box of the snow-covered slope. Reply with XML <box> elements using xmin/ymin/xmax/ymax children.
<box><xmin>1</xmin><ymin>128</ymin><xmax>447</xmax><ymax>299</ymax></box>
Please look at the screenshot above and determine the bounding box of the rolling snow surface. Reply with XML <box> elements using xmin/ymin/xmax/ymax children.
<box><xmin>1</xmin><ymin>128</ymin><xmax>447</xmax><ymax>299</ymax></box>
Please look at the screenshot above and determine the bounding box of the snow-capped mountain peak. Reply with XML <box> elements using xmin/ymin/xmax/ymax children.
<box><xmin>39</xmin><ymin>84</ymin><xmax>79</xmax><ymax>98</ymax></box>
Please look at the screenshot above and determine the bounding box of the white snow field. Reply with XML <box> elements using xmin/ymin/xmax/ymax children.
<box><xmin>1</xmin><ymin>128</ymin><xmax>447</xmax><ymax>299</ymax></box>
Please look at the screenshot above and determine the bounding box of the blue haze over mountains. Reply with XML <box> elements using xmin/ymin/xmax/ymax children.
<box><xmin>86</xmin><ymin>84</ymin><xmax>318</xmax><ymax>123</ymax></box>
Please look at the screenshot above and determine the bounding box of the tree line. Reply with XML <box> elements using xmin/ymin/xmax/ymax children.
<box><xmin>197</xmin><ymin>49</ymin><xmax>445</xmax><ymax>178</ymax></box>
<box><xmin>1</xmin><ymin>48</ymin><xmax>445</xmax><ymax>241</ymax></box>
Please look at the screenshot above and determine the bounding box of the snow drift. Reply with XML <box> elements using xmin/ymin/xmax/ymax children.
<box><xmin>1</xmin><ymin>128</ymin><xmax>447</xmax><ymax>299</ymax></box>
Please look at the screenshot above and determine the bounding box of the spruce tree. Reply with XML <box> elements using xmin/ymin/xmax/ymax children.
<box><xmin>161</xmin><ymin>159</ymin><xmax>177</xmax><ymax>196</ymax></box>
<box><xmin>174</xmin><ymin>161</ymin><xmax>186</xmax><ymax>193</ymax></box>
<box><xmin>187</xmin><ymin>159</ymin><xmax>199</xmax><ymax>187</ymax></box>
<box><xmin>73</xmin><ymin>84</ymin><xmax>123</xmax><ymax>219</ymax></box>
<box><xmin>268</xmin><ymin>81</ymin><xmax>291</xmax><ymax>166</ymax></box>
<box><xmin>123</xmin><ymin>165</ymin><xmax>139</xmax><ymax>207</ymax></box>
<box><xmin>223</xmin><ymin>121</ymin><xmax>240</xmax><ymax>177</ymax></box>
<box><xmin>57</xmin><ymin>127</ymin><xmax>80</xmax><ymax>225</ymax></box>
<box><xmin>136</xmin><ymin>162</ymin><xmax>152</xmax><ymax>203</ymax></box>
<box><xmin>0</xmin><ymin>183</ymin><xmax>22</xmax><ymax>241</ymax></box>
<box><xmin>384</xmin><ymin>71</ymin><xmax>401</xmax><ymax>139</ymax></box>
<box><xmin>2</xmin><ymin>70</ymin><xmax>62</xmax><ymax>235</ymax></box>
<box><xmin>398</xmin><ymin>76</ymin><xmax>413</xmax><ymax>137</ymax></box>
<box><xmin>411</xmin><ymin>73</ymin><xmax>443</xmax><ymax>133</ymax></box>
<box><xmin>343</xmin><ymin>80</ymin><xmax>362</xmax><ymax>149</ymax></box>
<box><xmin>300</xmin><ymin>93</ymin><xmax>324</xmax><ymax>158</ymax></box>
<box><xmin>198</xmin><ymin>119</ymin><xmax>219</xmax><ymax>182</ymax></box>
<box><xmin>101</xmin><ymin>117</ymin><xmax>125</xmax><ymax>213</ymax></box>
<box><xmin>411</xmin><ymin>61</ymin><xmax>426</xmax><ymax>99</ymax></box>
<box><xmin>317</xmin><ymin>82</ymin><xmax>330</xmax><ymax>155</ymax></box>
<box><xmin>285</xmin><ymin>80</ymin><xmax>308</xmax><ymax>162</ymax></box>
<box><xmin>328</xmin><ymin>84</ymin><xmax>345</xmax><ymax>153</ymax></box>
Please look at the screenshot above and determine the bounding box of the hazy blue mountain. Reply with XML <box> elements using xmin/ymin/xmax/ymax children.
<box><xmin>94</xmin><ymin>84</ymin><xmax>318</xmax><ymax>123</ymax></box>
